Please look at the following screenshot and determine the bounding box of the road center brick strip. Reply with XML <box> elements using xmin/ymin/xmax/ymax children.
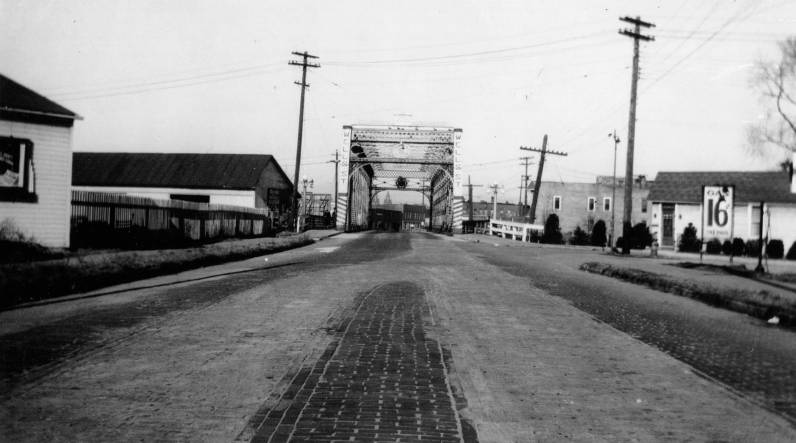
<box><xmin>241</xmin><ymin>281</ymin><xmax>471</xmax><ymax>443</ymax></box>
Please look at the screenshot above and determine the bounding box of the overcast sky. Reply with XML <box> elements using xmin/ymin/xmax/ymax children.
<box><xmin>2</xmin><ymin>0</ymin><xmax>794</xmax><ymax>203</ymax></box>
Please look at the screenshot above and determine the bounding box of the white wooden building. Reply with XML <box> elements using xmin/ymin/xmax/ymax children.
<box><xmin>648</xmin><ymin>164</ymin><xmax>796</xmax><ymax>251</ymax></box>
<box><xmin>0</xmin><ymin>74</ymin><xmax>81</xmax><ymax>248</ymax></box>
<box><xmin>72</xmin><ymin>152</ymin><xmax>294</xmax><ymax>215</ymax></box>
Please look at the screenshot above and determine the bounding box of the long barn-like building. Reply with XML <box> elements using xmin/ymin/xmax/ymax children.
<box><xmin>72</xmin><ymin>152</ymin><xmax>294</xmax><ymax>215</ymax></box>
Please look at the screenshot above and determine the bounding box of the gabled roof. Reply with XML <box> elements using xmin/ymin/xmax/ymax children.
<box><xmin>0</xmin><ymin>74</ymin><xmax>80</xmax><ymax>120</ymax></box>
<box><xmin>648</xmin><ymin>171</ymin><xmax>796</xmax><ymax>204</ymax></box>
<box><xmin>73</xmin><ymin>153</ymin><xmax>292</xmax><ymax>190</ymax></box>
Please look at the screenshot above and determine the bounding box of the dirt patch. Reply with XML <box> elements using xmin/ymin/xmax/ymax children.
<box><xmin>0</xmin><ymin>235</ymin><xmax>314</xmax><ymax>309</ymax></box>
<box><xmin>580</xmin><ymin>261</ymin><xmax>796</xmax><ymax>326</ymax></box>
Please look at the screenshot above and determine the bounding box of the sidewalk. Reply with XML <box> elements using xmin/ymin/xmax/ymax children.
<box><xmin>457</xmin><ymin>233</ymin><xmax>796</xmax><ymax>318</ymax></box>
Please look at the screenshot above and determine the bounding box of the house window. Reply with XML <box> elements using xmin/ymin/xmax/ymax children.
<box><xmin>553</xmin><ymin>196</ymin><xmax>562</xmax><ymax>211</ymax></box>
<box><xmin>0</xmin><ymin>136</ymin><xmax>36</xmax><ymax>202</ymax></box>
<box><xmin>603</xmin><ymin>197</ymin><xmax>611</xmax><ymax>211</ymax></box>
<box><xmin>587</xmin><ymin>197</ymin><xmax>596</xmax><ymax>212</ymax></box>
<box><xmin>641</xmin><ymin>198</ymin><xmax>648</xmax><ymax>213</ymax></box>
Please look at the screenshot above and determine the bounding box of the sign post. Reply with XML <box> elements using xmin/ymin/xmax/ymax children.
<box><xmin>701</xmin><ymin>185</ymin><xmax>734</xmax><ymax>262</ymax></box>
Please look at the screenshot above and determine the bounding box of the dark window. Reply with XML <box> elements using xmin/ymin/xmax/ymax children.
<box><xmin>170</xmin><ymin>194</ymin><xmax>209</xmax><ymax>203</ymax></box>
<box><xmin>587</xmin><ymin>197</ymin><xmax>596</xmax><ymax>212</ymax></box>
<box><xmin>553</xmin><ymin>196</ymin><xmax>562</xmax><ymax>210</ymax></box>
<box><xmin>0</xmin><ymin>136</ymin><xmax>36</xmax><ymax>202</ymax></box>
<box><xmin>641</xmin><ymin>198</ymin><xmax>648</xmax><ymax>213</ymax></box>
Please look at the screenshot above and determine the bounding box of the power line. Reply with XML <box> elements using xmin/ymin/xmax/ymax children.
<box><xmin>49</xmin><ymin>63</ymin><xmax>285</xmax><ymax>100</ymax></box>
<box><xmin>325</xmin><ymin>32</ymin><xmax>607</xmax><ymax>66</ymax></box>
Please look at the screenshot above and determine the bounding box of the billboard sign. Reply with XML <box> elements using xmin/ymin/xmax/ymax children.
<box><xmin>702</xmin><ymin>185</ymin><xmax>734</xmax><ymax>241</ymax></box>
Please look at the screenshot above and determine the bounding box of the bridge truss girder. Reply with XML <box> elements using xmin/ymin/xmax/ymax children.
<box><xmin>336</xmin><ymin>125</ymin><xmax>464</xmax><ymax>233</ymax></box>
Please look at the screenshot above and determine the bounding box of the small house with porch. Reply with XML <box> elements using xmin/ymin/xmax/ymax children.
<box><xmin>647</xmin><ymin>167</ymin><xmax>796</xmax><ymax>250</ymax></box>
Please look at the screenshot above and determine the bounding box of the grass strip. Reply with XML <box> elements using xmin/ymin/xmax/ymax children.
<box><xmin>580</xmin><ymin>261</ymin><xmax>796</xmax><ymax>327</ymax></box>
<box><xmin>0</xmin><ymin>235</ymin><xmax>314</xmax><ymax>309</ymax></box>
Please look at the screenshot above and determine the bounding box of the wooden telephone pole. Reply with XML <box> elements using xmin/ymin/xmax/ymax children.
<box><xmin>328</xmin><ymin>151</ymin><xmax>339</xmax><ymax>221</ymax></box>
<box><xmin>519</xmin><ymin>156</ymin><xmax>534</xmax><ymax>217</ymax></box>
<box><xmin>521</xmin><ymin>135</ymin><xmax>568</xmax><ymax>224</ymax></box>
<box><xmin>464</xmin><ymin>175</ymin><xmax>483</xmax><ymax>222</ymax></box>
<box><xmin>289</xmin><ymin>51</ymin><xmax>320</xmax><ymax>232</ymax></box>
<box><xmin>619</xmin><ymin>16</ymin><xmax>654</xmax><ymax>253</ymax></box>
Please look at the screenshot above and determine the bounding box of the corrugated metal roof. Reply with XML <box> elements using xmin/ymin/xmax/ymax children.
<box><xmin>72</xmin><ymin>152</ymin><xmax>292</xmax><ymax>190</ymax></box>
<box><xmin>0</xmin><ymin>74</ymin><xmax>80</xmax><ymax>119</ymax></box>
<box><xmin>648</xmin><ymin>171</ymin><xmax>796</xmax><ymax>204</ymax></box>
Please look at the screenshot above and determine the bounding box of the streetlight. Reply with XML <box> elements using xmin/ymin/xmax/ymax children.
<box><xmin>298</xmin><ymin>176</ymin><xmax>314</xmax><ymax>232</ymax></box>
<box><xmin>608</xmin><ymin>130</ymin><xmax>621</xmax><ymax>248</ymax></box>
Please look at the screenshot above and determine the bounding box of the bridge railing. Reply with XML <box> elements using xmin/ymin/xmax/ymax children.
<box><xmin>487</xmin><ymin>218</ymin><xmax>544</xmax><ymax>242</ymax></box>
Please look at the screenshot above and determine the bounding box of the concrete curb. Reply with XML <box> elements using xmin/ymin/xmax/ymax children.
<box><xmin>580</xmin><ymin>261</ymin><xmax>796</xmax><ymax>326</ymax></box>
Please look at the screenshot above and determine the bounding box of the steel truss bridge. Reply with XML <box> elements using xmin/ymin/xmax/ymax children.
<box><xmin>336</xmin><ymin>125</ymin><xmax>464</xmax><ymax>233</ymax></box>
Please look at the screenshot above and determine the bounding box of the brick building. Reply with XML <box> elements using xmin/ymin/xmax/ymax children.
<box><xmin>533</xmin><ymin>176</ymin><xmax>652</xmax><ymax>244</ymax></box>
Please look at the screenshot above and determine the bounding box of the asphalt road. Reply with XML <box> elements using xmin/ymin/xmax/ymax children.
<box><xmin>1</xmin><ymin>232</ymin><xmax>794</xmax><ymax>442</ymax></box>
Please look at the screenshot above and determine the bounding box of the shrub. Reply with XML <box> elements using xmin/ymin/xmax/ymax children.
<box><xmin>632</xmin><ymin>222</ymin><xmax>654</xmax><ymax>249</ymax></box>
<box><xmin>705</xmin><ymin>238</ymin><xmax>722</xmax><ymax>255</ymax></box>
<box><xmin>590</xmin><ymin>220</ymin><xmax>607</xmax><ymax>247</ymax></box>
<box><xmin>570</xmin><ymin>226</ymin><xmax>589</xmax><ymax>245</ymax></box>
<box><xmin>721</xmin><ymin>240</ymin><xmax>732</xmax><ymax>255</ymax></box>
<box><xmin>0</xmin><ymin>219</ymin><xmax>59</xmax><ymax>264</ymax></box>
<box><xmin>787</xmin><ymin>241</ymin><xmax>796</xmax><ymax>260</ymax></box>
<box><xmin>542</xmin><ymin>214</ymin><xmax>563</xmax><ymax>244</ymax></box>
<box><xmin>617</xmin><ymin>221</ymin><xmax>654</xmax><ymax>250</ymax></box>
<box><xmin>767</xmin><ymin>239</ymin><xmax>785</xmax><ymax>259</ymax></box>
<box><xmin>732</xmin><ymin>237</ymin><xmax>746</xmax><ymax>256</ymax></box>
<box><xmin>745</xmin><ymin>239</ymin><xmax>761</xmax><ymax>257</ymax></box>
<box><xmin>678</xmin><ymin>223</ymin><xmax>701</xmax><ymax>253</ymax></box>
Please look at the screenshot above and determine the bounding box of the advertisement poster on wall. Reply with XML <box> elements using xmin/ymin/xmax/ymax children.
<box><xmin>702</xmin><ymin>185</ymin><xmax>734</xmax><ymax>242</ymax></box>
<box><xmin>0</xmin><ymin>137</ymin><xmax>25</xmax><ymax>188</ymax></box>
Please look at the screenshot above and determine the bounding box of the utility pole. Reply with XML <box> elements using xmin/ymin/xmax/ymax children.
<box><xmin>619</xmin><ymin>16</ymin><xmax>654</xmax><ymax>254</ymax></box>
<box><xmin>328</xmin><ymin>151</ymin><xmax>339</xmax><ymax>223</ymax></box>
<box><xmin>521</xmin><ymin>134</ymin><xmax>568</xmax><ymax>224</ymax></box>
<box><xmin>288</xmin><ymin>51</ymin><xmax>320</xmax><ymax>232</ymax></box>
<box><xmin>464</xmin><ymin>175</ymin><xmax>483</xmax><ymax>222</ymax></box>
<box><xmin>519</xmin><ymin>156</ymin><xmax>533</xmax><ymax>217</ymax></box>
<box><xmin>608</xmin><ymin>130</ymin><xmax>621</xmax><ymax>248</ymax></box>
<box><xmin>488</xmin><ymin>183</ymin><xmax>502</xmax><ymax>220</ymax></box>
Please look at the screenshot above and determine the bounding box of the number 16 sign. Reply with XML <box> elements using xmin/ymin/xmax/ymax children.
<box><xmin>702</xmin><ymin>185</ymin><xmax>734</xmax><ymax>241</ymax></box>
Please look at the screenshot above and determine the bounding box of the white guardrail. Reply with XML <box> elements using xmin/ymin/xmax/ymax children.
<box><xmin>487</xmin><ymin>218</ymin><xmax>545</xmax><ymax>241</ymax></box>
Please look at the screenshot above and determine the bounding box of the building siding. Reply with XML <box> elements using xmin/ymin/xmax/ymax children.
<box><xmin>651</xmin><ymin>202</ymin><xmax>796</xmax><ymax>251</ymax></box>
<box><xmin>71</xmin><ymin>186</ymin><xmax>256</xmax><ymax>208</ymax></box>
<box><xmin>0</xmin><ymin>120</ymin><xmax>72</xmax><ymax>247</ymax></box>
<box><xmin>255</xmin><ymin>161</ymin><xmax>292</xmax><ymax>210</ymax></box>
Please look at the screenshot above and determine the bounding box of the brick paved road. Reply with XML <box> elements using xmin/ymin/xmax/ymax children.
<box><xmin>3</xmin><ymin>232</ymin><xmax>794</xmax><ymax>441</ymax></box>
<box><xmin>245</xmin><ymin>281</ymin><xmax>465</xmax><ymax>442</ymax></box>
<box><xmin>459</xmin><ymin>239</ymin><xmax>796</xmax><ymax>425</ymax></box>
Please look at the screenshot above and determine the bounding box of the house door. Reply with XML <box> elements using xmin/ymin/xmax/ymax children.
<box><xmin>662</xmin><ymin>204</ymin><xmax>675</xmax><ymax>247</ymax></box>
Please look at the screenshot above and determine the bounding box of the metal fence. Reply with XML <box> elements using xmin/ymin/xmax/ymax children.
<box><xmin>71</xmin><ymin>191</ymin><xmax>276</xmax><ymax>248</ymax></box>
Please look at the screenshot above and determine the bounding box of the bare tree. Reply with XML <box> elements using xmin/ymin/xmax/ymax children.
<box><xmin>748</xmin><ymin>36</ymin><xmax>796</xmax><ymax>169</ymax></box>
